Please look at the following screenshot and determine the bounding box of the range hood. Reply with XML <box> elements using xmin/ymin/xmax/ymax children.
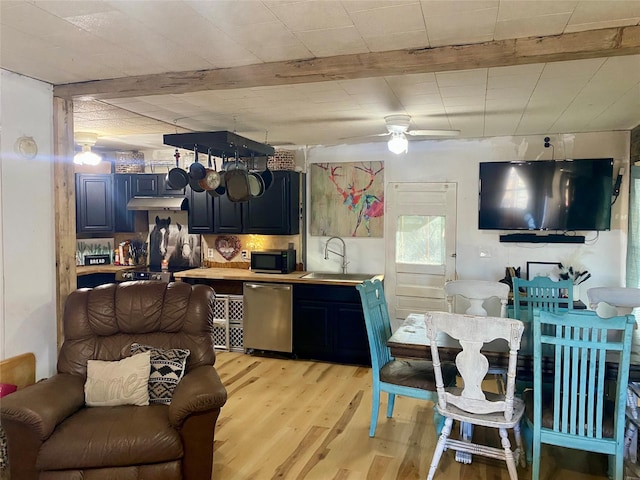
<box><xmin>127</xmin><ymin>196</ymin><xmax>188</xmax><ymax>211</ymax></box>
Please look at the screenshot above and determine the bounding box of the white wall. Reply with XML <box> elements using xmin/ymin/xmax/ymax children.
<box><xmin>306</xmin><ymin>131</ymin><xmax>630</xmax><ymax>304</ymax></box>
<box><xmin>1</xmin><ymin>69</ymin><xmax>57</xmax><ymax>379</ymax></box>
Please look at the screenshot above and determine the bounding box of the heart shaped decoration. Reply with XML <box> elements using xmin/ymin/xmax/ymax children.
<box><xmin>214</xmin><ymin>235</ymin><xmax>242</xmax><ymax>261</ymax></box>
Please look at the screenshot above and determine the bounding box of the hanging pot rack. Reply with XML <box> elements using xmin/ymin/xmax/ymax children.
<box><xmin>163</xmin><ymin>131</ymin><xmax>274</xmax><ymax>162</ymax></box>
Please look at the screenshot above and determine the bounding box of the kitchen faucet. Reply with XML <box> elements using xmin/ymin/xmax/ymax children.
<box><xmin>324</xmin><ymin>236</ymin><xmax>349</xmax><ymax>274</ymax></box>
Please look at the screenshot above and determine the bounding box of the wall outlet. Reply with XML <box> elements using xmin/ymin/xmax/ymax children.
<box><xmin>207</xmin><ymin>248</ymin><xmax>214</xmax><ymax>258</ymax></box>
<box><xmin>241</xmin><ymin>250</ymin><xmax>248</xmax><ymax>259</ymax></box>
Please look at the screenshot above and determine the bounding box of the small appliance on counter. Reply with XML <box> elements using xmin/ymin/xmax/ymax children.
<box><xmin>250</xmin><ymin>249</ymin><xmax>296</xmax><ymax>274</ymax></box>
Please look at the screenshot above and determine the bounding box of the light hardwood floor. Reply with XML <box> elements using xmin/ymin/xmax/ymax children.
<box><xmin>212</xmin><ymin>351</ymin><xmax>610</xmax><ymax>480</ymax></box>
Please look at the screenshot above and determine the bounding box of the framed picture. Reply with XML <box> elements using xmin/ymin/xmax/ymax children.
<box><xmin>527</xmin><ymin>261</ymin><xmax>561</xmax><ymax>280</ymax></box>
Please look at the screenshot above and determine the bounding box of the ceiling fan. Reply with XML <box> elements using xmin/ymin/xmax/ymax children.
<box><xmin>367</xmin><ymin>115</ymin><xmax>460</xmax><ymax>154</ymax></box>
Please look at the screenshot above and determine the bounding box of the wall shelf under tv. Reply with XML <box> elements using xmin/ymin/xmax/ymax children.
<box><xmin>499</xmin><ymin>233</ymin><xmax>586</xmax><ymax>244</ymax></box>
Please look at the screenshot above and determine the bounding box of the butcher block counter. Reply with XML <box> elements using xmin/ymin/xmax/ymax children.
<box><xmin>173</xmin><ymin>268</ymin><xmax>382</xmax><ymax>287</ymax></box>
<box><xmin>76</xmin><ymin>265</ymin><xmax>134</xmax><ymax>276</ymax></box>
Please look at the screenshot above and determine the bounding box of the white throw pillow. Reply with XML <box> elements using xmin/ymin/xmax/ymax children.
<box><xmin>84</xmin><ymin>352</ymin><xmax>151</xmax><ymax>407</ymax></box>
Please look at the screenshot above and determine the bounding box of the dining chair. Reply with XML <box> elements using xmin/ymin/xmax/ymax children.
<box><xmin>587</xmin><ymin>287</ymin><xmax>640</xmax><ymax>463</ymax></box>
<box><xmin>356</xmin><ymin>279</ymin><xmax>457</xmax><ymax>437</ymax></box>
<box><xmin>525</xmin><ymin>309</ymin><xmax>636</xmax><ymax>480</ymax></box>
<box><xmin>424</xmin><ymin>311</ymin><xmax>526</xmax><ymax>480</ymax></box>
<box><xmin>512</xmin><ymin>276</ymin><xmax>574</xmax><ymax>323</ymax></box>
<box><xmin>445</xmin><ymin>279</ymin><xmax>510</xmax><ymax>391</ymax></box>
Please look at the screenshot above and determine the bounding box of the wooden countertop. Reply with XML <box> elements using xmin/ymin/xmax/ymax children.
<box><xmin>76</xmin><ymin>265</ymin><xmax>135</xmax><ymax>276</ymax></box>
<box><xmin>173</xmin><ymin>268</ymin><xmax>383</xmax><ymax>286</ymax></box>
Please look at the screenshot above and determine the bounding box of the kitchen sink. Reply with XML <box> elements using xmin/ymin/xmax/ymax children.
<box><xmin>300</xmin><ymin>272</ymin><xmax>376</xmax><ymax>282</ymax></box>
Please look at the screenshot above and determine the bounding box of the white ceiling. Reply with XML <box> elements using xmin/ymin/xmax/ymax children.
<box><xmin>2</xmin><ymin>0</ymin><xmax>640</xmax><ymax>152</ymax></box>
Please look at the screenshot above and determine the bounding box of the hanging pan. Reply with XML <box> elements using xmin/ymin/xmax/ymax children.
<box><xmin>188</xmin><ymin>145</ymin><xmax>205</xmax><ymax>192</ymax></box>
<box><xmin>247</xmin><ymin>154</ymin><xmax>265</xmax><ymax>197</ymax></box>
<box><xmin>199</xmin><ymin>148</ymin><xmax>221</xmax><ymax>191</ymax></box>
<box><xmin>209</xmin><ymin>155</ymin><xmax>227</xmax><ymax>198</ymax></box>
<box><xmin>225</xmin><ymin>151</ymin><xmax>251</xmax><ymax>202</ymax></box>
<box><xmin>166</xmin><ymin>149</ymin><xmax>189</xmax><ymax>190</ymax></box>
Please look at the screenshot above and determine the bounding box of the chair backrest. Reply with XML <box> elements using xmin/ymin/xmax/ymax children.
<box><xmin>444</xmin><ymin>279</ymin><xmax>509</xmax><ymax>317</ymax></box>
<box><xmin>533</xmin><ymin>310</ymin><xmax>635</xmax><ymax>440</ymax></box>
<box><xmin>57</xmin><ymin>281</ymin><xmax>217</xmax><ymax>377</ymax></box>
<box><xmin>587</xmin><ymin>287</ymin><xmax>640</xmax><ymax>316</ymax></box>
<box><xmin>512</xmin><ymin>276</ymin><xmax>574</xmax><ymax>321</ymax></box>
<box><xmin>425</xmin><ymin>311</ymin><xmax>524</xmax><ymax>421</ymax></box>
<box><xmin>356</xmin><ymin>279</ymin><xmax>392</xmax><ymax>377</ymax></box>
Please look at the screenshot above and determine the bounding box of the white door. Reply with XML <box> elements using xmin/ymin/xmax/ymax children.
<box><xmin>385</xmin><ymin>183</ymin><xmax>457</xmax><ymax>331</ymax></box>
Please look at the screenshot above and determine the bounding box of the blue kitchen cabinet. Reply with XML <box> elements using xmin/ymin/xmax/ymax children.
<box><xmin>293</xmin><ymin>283</ymin><xmax>370</xmax><ymax>366</ymax></box>
<box><xmin>76</xmin><ymin>174</ymin><xmax>114</xmax><ymax>233</ymax></box>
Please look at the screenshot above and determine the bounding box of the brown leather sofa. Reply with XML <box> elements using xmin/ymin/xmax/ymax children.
<box><xmin>1</xmin><ymin>281</ymin><xmax>227</xmax><ymax>480</ymax></box>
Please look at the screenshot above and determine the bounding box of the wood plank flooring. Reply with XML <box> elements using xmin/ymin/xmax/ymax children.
<box><xmin>212</xmin><ymin>351</ymin><xmax>610</xmax><ymax>480</ymax></box>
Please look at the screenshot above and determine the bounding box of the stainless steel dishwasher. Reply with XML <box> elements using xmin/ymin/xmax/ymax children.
<box><xmin>243</xmin><ymin>282</ymin><xmax>293</xmax><ymax>353</ymax></box>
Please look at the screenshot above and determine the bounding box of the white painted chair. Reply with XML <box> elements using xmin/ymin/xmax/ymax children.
<box><xmin>444</xmin><ymin>280</ymin><xmax>511</xmax><ymax>463</ymax></box>
<box><xmin>444</xmin><ymin>279</ymin><xmax>510</xmax><ymax>391</ymax></box>
<box><xmin>425</xmin><ymin>311</ymin><xmax>526</xmax><ymax>480</ymax></box>
<box><xmin>587</xmin><ymin>286</ymin><xmax>640</xmax><ymax>463</ymax></box>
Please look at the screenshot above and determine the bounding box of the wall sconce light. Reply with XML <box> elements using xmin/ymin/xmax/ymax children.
<box><xmin>74</xmin><ymin>132</ymin><xmax>102</xmax><ymax>165</ymax></box>
<box><xmin>387</xmin><ymin>132</ymin><xmax>408</xmax><ymax>155</ymax></box>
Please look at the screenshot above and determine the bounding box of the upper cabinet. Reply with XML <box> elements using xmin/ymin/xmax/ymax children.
<box><xmin>213</xmin><ymin>171</ymin><xmax>302</xmax><ymax>235</ymax></box>
<box><xmin>131</xmin><ymin>173</ymin><xmax>184</xmax><ymax>197</ymax></box>
<box><xmin>114</xmin><ymin>174</ymin><xmax>135</xmax><ymax>232</ymax></box>
<box><xmin>76</xmin><ymin>171</ymin><xmax>301</xmax><ymax>236</ymax></box>
<box><xmin>243</xmin><ymin>171</ymin><xmax>301</xmax><ymax>235</ymax></box>
<box><xmin>76</xmin><ymin>174</ymin><xmax>114</xmax><ymax>233</ymax></box>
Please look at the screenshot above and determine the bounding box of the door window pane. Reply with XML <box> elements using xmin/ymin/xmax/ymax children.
<box><xmin>396</xmin><ymin>215</ymin><xmax>445</xmax><ymax>265</ymax></box>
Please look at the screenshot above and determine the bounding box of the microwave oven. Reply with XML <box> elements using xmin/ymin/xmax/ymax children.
<box><xmin>251</xmin><ymin>249</ymin><xmax>296</xmax><ymax>274</ymax></box>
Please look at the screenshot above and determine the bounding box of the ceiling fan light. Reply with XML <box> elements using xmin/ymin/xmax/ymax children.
<box><xmin>388</xmin><ymin>132</ymin><xmax>408</xmax><ymax>154</ymax></box>
<box><xmin>74</xmin><ymin>144</ymin><xmax>102</xmax><ymax>165</ymax></box>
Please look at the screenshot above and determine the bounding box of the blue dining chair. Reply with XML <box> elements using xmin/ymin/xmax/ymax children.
<box><xmin>525</xmin><ymin>309</ymin><xmax>636</xmax><ymax>480</ymax></box>
<box><xmin>356</xmin><ymin>279</ymin><xmax>457</xmax><ymax>437</ymax></box>
<box><xmin>512</xmin><ymin>276</ymin><xmax>574</xmax><ymax>323</ymax></box>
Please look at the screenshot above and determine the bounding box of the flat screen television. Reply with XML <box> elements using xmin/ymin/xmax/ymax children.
<box><xmin>478</xmin><ymin>158</ymin><xmax>613</xmax><ymax>231</ymax></box>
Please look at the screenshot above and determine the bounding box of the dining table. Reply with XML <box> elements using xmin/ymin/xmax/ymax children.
<box><xmin>387</xmin><ymin>313</ymin><xmax>640</xmax><ymax>383</ymax></box>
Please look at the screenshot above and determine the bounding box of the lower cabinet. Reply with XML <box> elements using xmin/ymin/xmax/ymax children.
<box><xmin>293</xmin><ymin>284</ymin><xmax>370</xmax><ymax>366</ymax></box>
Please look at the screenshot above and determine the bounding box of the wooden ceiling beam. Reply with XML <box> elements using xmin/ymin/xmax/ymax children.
<box><xmin>54</xmin><ymin>25</ymin><xmax>640</xmax><ymax>100</ymax></box>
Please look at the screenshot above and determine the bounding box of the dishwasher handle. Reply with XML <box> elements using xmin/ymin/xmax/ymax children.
<box><xmin>244</xmin><ymin>283</ymin><xmax>292</xmax><ymax>291</ymax></box>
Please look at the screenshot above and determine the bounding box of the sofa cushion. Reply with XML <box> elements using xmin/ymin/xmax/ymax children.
<box><xmin>84</xmin><ymin>352</ymin><xmax>151</xmax><ymax>407</ymax></box>
<box><xmin>131</xmin><ymin>343</ymin><xmax>190</xmax><ymax>405</ymax></box>
<box><xmin>37</xmin><ymin>405</ymin><xmax>182</xmax><ymax>470</ymax></box>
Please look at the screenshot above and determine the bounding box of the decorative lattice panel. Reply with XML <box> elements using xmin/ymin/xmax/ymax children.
<box><xmin>229</xmin><ymin>325</ymin><xmax>244</xmax><ymax>352</ymax></box>
<box><xmin>228</xmin><ymin>295</ymin><xmax>244</xmax><ymax>325</ymax></box>
<box><xmin>213</xmin><ymin>297</ymin><xmax>229</xmax><ymax>322</ymax></box>
<box><xmin>211</xmin><ymin>322</ymin><xmax>228</xmax><ymax>350</ymax></box>
<box><xmin>210</xmin><ymin>295</ymin><xmax>243</xmax><ymax>351</ymax></box>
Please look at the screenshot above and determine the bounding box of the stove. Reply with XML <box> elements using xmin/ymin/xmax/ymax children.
<box><xmin>115</xmin><ymin>267</ymin><xmax>195</xmax><ymax>283</ymax></box>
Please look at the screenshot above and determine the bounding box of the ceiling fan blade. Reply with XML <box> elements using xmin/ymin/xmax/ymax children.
<box><xmin>407</xmin><ymin>129</ymin><xmax>460</xmax><ymax>137</ymax></box>
<box><xmin>339</xmin><ymin>132</ymin><xmax>391</xmax><ymax>141</ymax></box>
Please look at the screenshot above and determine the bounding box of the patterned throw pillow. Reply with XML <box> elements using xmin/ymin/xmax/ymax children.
<box><xmin>130</xmin><ymin>343</ymin><xmax>190</xmax><ymax>405</ymax></box>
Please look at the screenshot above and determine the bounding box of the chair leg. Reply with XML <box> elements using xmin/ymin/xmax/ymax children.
<box><xmin>427</xmin><ymin>417</ymin><xmax>453</xmax><ymax>480</ymax></box>
<box><xmin>522</xmin><ymin>418</ymin><xmax>533</xmax><ymax>465</ymax></box>
<box><xmin>499</xmin><ymin>427</ymin><xmax>518</xmax><ymax>480</ymax></box>
<box><xmin>433</xmin><ymin>408</ymin><xmax>445</xmax><ymax>436</ymax></box>
<box><xmin>513</xmin><ymin>420</ymin><xmax>526</xmax><ymax>468</ymax></box>
<box><xmin>532</xmin><ymin>424</ymin><xmax>541</xmax><ymax>480</ymax></box>
<box><xmin>386</xmin><ymin>392</ymin><xmax>396</xmax><ymax>418</ymax></box>
<box><xmin>369</xmin><ymin>384</ymin><xmax>381</xmax><ymax>437</ymax></box>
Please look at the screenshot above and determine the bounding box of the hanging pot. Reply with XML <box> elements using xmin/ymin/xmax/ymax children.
<box><xmin>259</xmin><ymin>166</ymin><xmax>274</xmax><ymax>192</ymax></box>
<box><xmin>188</xmin><ymin>145</ymin><xmax>206</xmax><ymax>180</ymax></box>
<box><xmin>199</xmin><ymin>148</ymin><xmax>221</xmax><ymax>191</ymax></box>
<box><xmin>166</xmin><ymin>149</ymin><xmax>189</xmax><ymax>190</ymax></box>
<box><xmin>187</xmin><ymin>146</ymin><xmax>205</xmax><ymax>192</ymax></box>
<box><xmin>209</xmin><ymin>156</ymin><xmax>226</xmax><ymax>197</ymax></box>
<box><xmin>248</xmin><ymin>171</ymin><xmax>265</xmax><ymax>197</ymax></box>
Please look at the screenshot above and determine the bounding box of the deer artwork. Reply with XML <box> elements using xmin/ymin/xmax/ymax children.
<box><xmin>315</xmin><ymin>162</ymin><xmax>384</xmax><ymax>236</ymax></box>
